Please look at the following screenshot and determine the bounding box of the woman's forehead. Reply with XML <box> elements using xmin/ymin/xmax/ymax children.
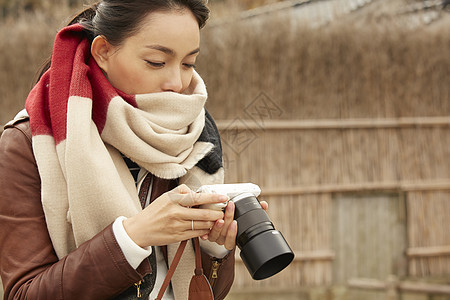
<box><xmin>127</xmin><ymin>10</ymin><xmax>201</xmax><ymax>55</ymax></box>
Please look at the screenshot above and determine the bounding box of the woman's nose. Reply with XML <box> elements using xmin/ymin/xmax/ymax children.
<box><xmin>161</xmin><ymin>68</ymin><xmax>183</xmax><ymax>93</ymax></box>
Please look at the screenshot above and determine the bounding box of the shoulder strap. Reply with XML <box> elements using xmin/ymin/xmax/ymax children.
<box><xmin>193</xmin><ymin>237</ymin><xmax>203</xmax><ymax>275</ymax></box>
<box><xmin>155</xmin><ymin>237</ymin><xmax>212</xmax><ymax>300</ymax></box>
<box><xmin>155</xmin><ymin>240</ymin><xmax>188</xmax><ymax>300</ymax></box>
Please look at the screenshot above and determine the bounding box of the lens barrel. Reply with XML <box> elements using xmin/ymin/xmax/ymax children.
<box><xmin>232</xmin><ymin>193</ymin><xmax>295</xmax><ymax>280</ymax></box>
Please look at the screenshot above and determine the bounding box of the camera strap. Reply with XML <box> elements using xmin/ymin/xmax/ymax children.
<box><xmin>155</xmin><ymin>238</ymin><xmax>213</xmax><ymax>300</ymax></box>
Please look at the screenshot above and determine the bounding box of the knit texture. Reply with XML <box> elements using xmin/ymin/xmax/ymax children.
<box><xmin>24</xmin><ymin>24</ymin><xmax>224</xmax><ymax>299</ymax></box>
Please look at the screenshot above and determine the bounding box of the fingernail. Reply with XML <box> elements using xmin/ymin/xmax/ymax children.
<box><xmin>219</xmin><ymin>195</ymin><xmax>229</xmax><ymax>202</ymax></box>
<box><xmin>232</xmin><ymin>220</ymin><xmax>237</xmax><ymax>230</ymax></box>
<box><xmin>217</xmin><ymin>219</ymin><xmax>224</xmax><ymax>227</ymax></box>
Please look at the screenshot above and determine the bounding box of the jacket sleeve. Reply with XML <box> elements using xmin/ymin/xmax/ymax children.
<box><xmin>0</xmin><ymin>121</ymin><xmax>150</xmax><ymax>300</ymax></box>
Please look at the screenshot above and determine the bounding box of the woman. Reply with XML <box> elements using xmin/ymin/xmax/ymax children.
<box><xmin>0</xmin><ymin>0</ymin><xmax>266</xmax><ymax>299</ymax></box>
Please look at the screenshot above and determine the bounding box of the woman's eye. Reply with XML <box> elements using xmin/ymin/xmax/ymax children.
<box><xmin>183</xmin><ymin>63</ymin><xmax>196</xmax><ymax>69</ymax></box>
<box><xmin>145</xmin><ymin>60</ymin><xmax>165</xmax><ymax>68</ymax></box>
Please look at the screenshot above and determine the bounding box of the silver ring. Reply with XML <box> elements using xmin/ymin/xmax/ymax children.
<box><xmin>191</xmin><ymin>220</ymin><xmax>194</xmax><ymax>231</ymax></box>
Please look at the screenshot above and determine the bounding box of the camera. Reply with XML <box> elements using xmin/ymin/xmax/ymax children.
<box><xmin>198</xmin><ymin>183</ymin><xmax>294</xmax><ymax>280</ymax></box>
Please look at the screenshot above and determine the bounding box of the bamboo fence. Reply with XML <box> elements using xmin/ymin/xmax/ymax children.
<box><xmin>219</xmin><ymin>120</ymin><xmax>450</xmax><ymax>289</ymax></box>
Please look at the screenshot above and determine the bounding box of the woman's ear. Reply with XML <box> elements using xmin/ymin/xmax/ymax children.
<box><xmin>91</xmin><ymin>35</ymin><xmax>111</xmax><ymax>73</ymax></box>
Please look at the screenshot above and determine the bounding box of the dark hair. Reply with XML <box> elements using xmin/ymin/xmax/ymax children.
<box><xmin>34</xmin><ymin>0</ymin><xmax>209</xmax><ymax>83</ymax></box>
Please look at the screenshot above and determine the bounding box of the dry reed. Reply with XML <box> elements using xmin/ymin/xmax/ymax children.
<box><xmin>199</xmin><ymin>12</ymin><xmax>450</xmax><ymax>121</ymax></box>
<box><xmin>407</xmin><ymin>191</ymin><xmax>450</xmax><ymax>277</ymax></box>
<box><xmin>0</xmin><ymin>8</ymin><xmax>78</xmax><ymax>123</ymax></box>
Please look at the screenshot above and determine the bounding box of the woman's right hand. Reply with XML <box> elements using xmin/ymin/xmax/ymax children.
<box><xmin>123</xmin><ymin>184</ymin><xmax>227</xmax><ymax>248</ymax></box>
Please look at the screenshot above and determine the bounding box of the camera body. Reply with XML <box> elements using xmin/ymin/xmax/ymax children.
<box><xmin>197</xmin><ymin>183</ymin><xmax>261</xmax><ymax>210</ymax></box>
<box><xmin>198</xmin><ymin>183</ymin><xmax>294</xmax><ymax>280</ymax></box>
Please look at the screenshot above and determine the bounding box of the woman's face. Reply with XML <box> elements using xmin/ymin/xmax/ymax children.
<box><xmin>92</xmin><ymin>9</ymin><xmax>200</xmax><ymax>95</ymax></box>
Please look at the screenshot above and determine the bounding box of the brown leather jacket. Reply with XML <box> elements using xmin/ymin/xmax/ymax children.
<box><xmin>0</xmin><ymin>118</ymin><xmax>235</xmax><ymax>300</ymax></box>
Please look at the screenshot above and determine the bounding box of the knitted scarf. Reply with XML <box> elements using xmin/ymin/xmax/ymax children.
<box><xmin>24</xmin><ymin>24</ymin><xmax>223</xmax><ymax>299</ymax></box>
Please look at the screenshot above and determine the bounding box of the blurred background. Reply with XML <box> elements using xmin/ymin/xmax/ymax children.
<box><xmin>1</xmin><ymin>0</ymin><xmax>450</xmax><ymax>299</ymax></box>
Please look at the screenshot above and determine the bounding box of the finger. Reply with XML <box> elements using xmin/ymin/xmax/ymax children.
<box><xmin>220</xmin><ymin>201</ymin><xmax>235</xmax><ymax>237</ymax></box>
<box><xmin>260</xmin><ymin>201</ymin><xmax>269</xmax><ymax>211</ymax></box>
<box><xmin>224</xmin><ymin>220</ymin><xmax>238</xmax><ymax>250</ymax></box>
<box><xmin>186</xmin><ymin>230</ymin><xmax>211</xmax><ymax>241</ymax></box>
<box><xmin>188</xmin><ymin>220</ymin><xmax>215</xmax><ymax>232</ymax></box>
<box><xmin>176</xmin><ymin>184</ymin><xmax>192</xmax><ymax>194</ymax></box>
<box><xmin>166</xmin><ymin>185</ymin><xmax>196</xmax><ymax>206</ymax></box>
<box><xmin>189</xmin><ymin>193</ymin><xmax>228</xmax><ymax>207</ymax></box>
<box><xmin>183</xmin><ymin>206</ymin><xmax>224</xmax><ymax>222</ymax></box>
<box><xmin>169</xmin><ymin>190</ymin><xmax>228</xmax><ymax>207</ymax></box>
<box><xmin>208</xmin><ymin>219</ymin><xmax>225</xmax><ymax>242</ymax></box>
<box><xmin>215</xmin><ymin>201</ymin><xmax>235</xmax><ymax>244</ymax></box>
<box><xmin>209</xmin><ymin>200</ymin><xmax>234</xmax><ymax>243</ymax></box>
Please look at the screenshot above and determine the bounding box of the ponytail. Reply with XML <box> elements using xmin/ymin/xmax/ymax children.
<box><xmin>67</xmin><ymin>2</ymin><xmax>99</xmax><ymax>27</ymax></box>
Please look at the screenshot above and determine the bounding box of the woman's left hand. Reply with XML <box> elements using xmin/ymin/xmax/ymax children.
<box><xmin>203</xmin><ymin>200</ymin><xmax>269</xmax><ymax>250</ymax></box>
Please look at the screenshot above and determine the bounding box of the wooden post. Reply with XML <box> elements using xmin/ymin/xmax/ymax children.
<box><xmin>386</xmin><ymin>275</ymin><xmax>399</xmax><ymax>300</ymax></box>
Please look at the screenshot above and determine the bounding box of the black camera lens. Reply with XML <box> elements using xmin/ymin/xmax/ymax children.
<box><xmin>232</xmin><ymin>193</ymin><xmax>294</xmax><ymax>280</ymax></box>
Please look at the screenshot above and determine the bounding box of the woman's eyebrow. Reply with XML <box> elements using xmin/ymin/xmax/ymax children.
<box><xmin>187</xmin><ymin>48</ymin><xmax>200</xmax><ymax>56</ymax></box>
<box><xmin>145</xmin><ymin>45</ymin><xmax>200</xmax><ymax>57</ymax></box>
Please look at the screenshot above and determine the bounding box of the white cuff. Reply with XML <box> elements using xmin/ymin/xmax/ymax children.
<box><xmin>199</xmin><ymin>239</ymin><xmax>230</xmax><ymax>258</ymax></box>
<box><xmin>112</xmin><ymin>216</ymin><xmax>152</xmax><ymax>269</ymax></box>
